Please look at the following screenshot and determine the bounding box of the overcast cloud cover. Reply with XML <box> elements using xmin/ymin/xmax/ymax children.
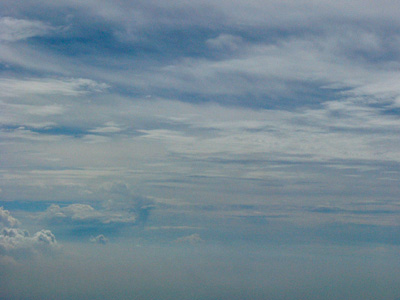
<box><xmin>1</xmin><ymin>0</ymin><xmax>400</xmax><ymax>299</ymax></box>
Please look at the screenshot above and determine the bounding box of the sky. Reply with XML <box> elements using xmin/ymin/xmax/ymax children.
<box><xmin>1</xmin><ymin>0</ymin><xmax>400</xmax><ymax>299</ymax></box>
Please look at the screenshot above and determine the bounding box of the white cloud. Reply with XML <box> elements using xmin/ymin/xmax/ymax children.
<box><xmin>0</xmin><ymin>207</ymin><xmax>20</xmax><ymax>228</ymax></box>
<box><xmin>0</xmin><ymin>208</ymin><xmax>58</xmax><ymax>261</ymax></box>
<box><xmin>206</xmin><ymin>34</ymin><xmax>243</xmax><ymax>51</ymax></box>
<box><xmin>42</xmin><ymin>203</ymin><xmax>137</xmax><ymax>226</ymax></box>
<box><xmin>175</xmin><ymin>233</ymin><xmax>204</xmax><ymax>244</ymax></box>
<box><xmin>89</xmin><ymin>122</ymin><xmax>123</xmax><ymax>134</ymax></box>
<box><xmin>0</xmin><ymin>17</ymin><xmax>56</xmax><ymax>42</ymax></box>
<box><xmin>0</xmin><ymin>77</ymin><xmax>109</xmax><ymax>97</ymax></box>
<box><xmin>136</xmin><ymin>99</ymin><xmax>400</xmax><ymax>163</ymax></box>
<box><xmin>90</xmin><ymin>234</ymin><xmax>108</xmax><ymax>244</ymax></box>
<box><xmin>135</xmin><ymin>34</ymin><xmax>394</xmax><ymax>102</ymax></box>
<box><xmin>18</xmin><ymin>104</ymin><xmax>65</xmax><ymax>117</ymax></box>
<box><xmin>0</xmin><ymin>228</ymin><xmax>57</xmax><ymax>258</ymax></box>
<box><xmin>1</xmin><ymin>94</ymin><xmax>399</xmax><ymax>205</ymax></box>
<box><xmin>0</xmin><ymin>0</ymin><xmax>400</xmax><ymax>210</ymax></box>
<box><xmin>39</xmin><ymin>0</ymin><xmax>400</xmax><ymax>33</ymax></box>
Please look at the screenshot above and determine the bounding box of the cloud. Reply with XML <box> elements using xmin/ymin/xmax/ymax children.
<box><xmin>0</xmin><ymin>77</ymin><xmax>109</xmax><ymax>97</ymax></box>
<box><xmin>90</xmin><ymin>234</ymin><xmax>108</xmax><ymax>244</ymax></box>
<box><xmin>175</xmin><ymin>233</ymin><xmax>204</xmax><ymax>244</ymax></box>
<box><xmin>0</xmin><ymin>0</ymin><xmax>400</xmax><ymax>235</ymax></box>
<box><xmin>206</xmin><ymin>34</ymin><xmax>243</xmax><ymax>52</ymax></box>
<box><xmin>1</xmin><ymin>95</ymin><xmax>399</xmax><ymax>206</ymax></box>
<box><xmin>0</xmin><ymin>228</ymin><xmax>58</xmax><ymax>260</ymax></box>
<box><xmin>131</xmin><ymin>32</ymin><xmax>400</xmax><ymax>106</ymax></box>
<box><xmin>88</xmin><ymin>122</ymin><xmax>123</xmax><ymax>134</ymax></box>
<box><xmin>0</xmin><ymin>207</ymin><xmax>20</xmax><ymax>228</ymax></box>
<box><xmin>2</xmin><ymin>103</ymin><xmax>65</xmax><ymax>118</ymax></box>
<box><xmin>37</xmin><ymin>190</ymin><xmax>155</xmax><ymax>238</ymax></box>
<box><xmin>0</xmin><ymin>208</ymin><xmax>58</xmax><ymax>261</ymax></box>
<box><xmin>42</xmin><ymin>203</ymin><xmax>137</xmax><ymax>226</ymax></box>
<box><xmin>0</xmin><ymin>17</ymin><xmax>56</xmax><ymax>42</ymax></box>
<box><xmin>101</xmin><ymin>183</ymin><xmax>155</xmax><ymax>225</ymax></box>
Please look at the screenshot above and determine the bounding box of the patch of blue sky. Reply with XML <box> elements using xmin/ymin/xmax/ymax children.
<box><xmin>24</xmin><ymin>21</ymin><xmax>217</xmax><ymax>60</ymax></box>
<box><xmin>382</xmin><ymin>107</ymin><xmax>400</xmax><ymax>116</ymax></box>
<box><xmin>315</xmin><ymin>223</ymin><xmax>400</xmax><ymax>246</ymax></box>
<box><xmin>1</xmin><ymin>124</ymin><xmax>88</xmax><ymax>137</ymax></box>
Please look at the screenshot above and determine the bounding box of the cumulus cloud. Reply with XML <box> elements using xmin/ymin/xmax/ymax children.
<box><xmin>0</xmin><ymin>207</ymin><xmax>58</xmax><ymax>261</ymax></box>
<box><xmin>102</xmin><ymin>183</ymin><xmax>155</xmax><ymax>225</ymax></box>
<box><xmin>0</xmin><ymin>207</ymin><xmax>20</xmax><ymax>228</ymax></box>
<box><xmin>90</xmin><ymin>234</ymin><xmax>108</xmax><ymax>244</ymax></box>
<box><xmin>0</xmin><ymin>228</ymin><xmax>57</xmax><ymax>255</ymax></box>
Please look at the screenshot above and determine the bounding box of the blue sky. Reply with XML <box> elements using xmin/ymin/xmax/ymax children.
<box><xmin>1</xmin><ymin>1</ymin><xmax>400</xmax><ymax>299</ymax></box>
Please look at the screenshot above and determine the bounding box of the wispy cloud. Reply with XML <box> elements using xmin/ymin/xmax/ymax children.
<box><xmin>0</xmin><ymin>77</ymin><xmax>109</xmax><ymax>97</ymax></box>
<box><xmin>0</xmin><ymin>17</ymin><xmax>57</xmax><ymax>42</ymax></box>
<box><xmin>175</xmin><ymin>233</ymin><xmax>204</xmax><ymax>244</ymax></box>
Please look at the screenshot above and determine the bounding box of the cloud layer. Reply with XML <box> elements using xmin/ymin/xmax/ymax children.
<box><xmin>0</xmin><ymin>0</ymin><xmax>399</xmax><ymax>246</ymax></box>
